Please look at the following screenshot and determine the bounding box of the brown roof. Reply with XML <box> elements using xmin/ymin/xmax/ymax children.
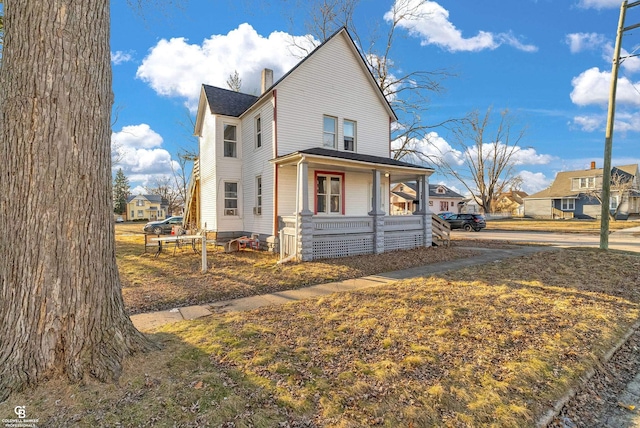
<box><xmin>527</xmin><ymin>164</ymin><xmax>638</xmax><ymax>199</ymax></box>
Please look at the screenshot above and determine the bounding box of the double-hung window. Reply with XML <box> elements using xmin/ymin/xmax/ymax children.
<box><xmin>316</xmin><ymin>173</ymin><xmax>343</xmax><ymax>214</ymax></box>
<box><xmin>224</xmin><ymin>182</ymin><xmax>238</xmax><ymax>216</ymax></box>
<box><xmin>610</xmin><ymin>195</ymin><xmax>619</xmax><ymax>210</ymax></box>
<box><xmin>255</xmin><ymin>176</ymin><xmax>262</xmax><ymax>215</ymax></box>
<box><xmin>224</xmin><ymin>124</ymin><xmax>237</xmax><ymax>158</ymax></box>
<box><xmin>561</xmin><ymin>198</ymin><xmax>575</xmax><ymax>211</ymax></box>
<box><xmin>255</xmin><ymin>116</ymin><xmax>262</xmax><ymax>149</ymax></box>
<box><xmin>343</xmin><ymin>120</ymin><xmax>356</xmax><ymax>151</ymax></box>
<box><xmin>323</xmin><ymin>116</ymin><xmax>337</xmax><ymax>149</ymax></box>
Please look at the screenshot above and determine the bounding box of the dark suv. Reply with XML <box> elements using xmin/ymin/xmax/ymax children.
<box><xmin>143</xmin><ymin>216</ymin><xmax>183</xmax><ymax>235</ymax></box>
<box><xmin>446</xmin><ymin>214</ymin><xmax>486</xmax><ymax>232</ymax></box>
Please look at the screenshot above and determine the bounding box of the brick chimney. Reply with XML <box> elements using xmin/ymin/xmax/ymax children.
<box><xmin>590</xmin><ymin>161</ymin><xmax>596</xmax><ymax>169</ymax></box>
<box><xmin>261</xmin><ymin>68</ymin><xmax>273</xmax><ymax>94</ymax></box>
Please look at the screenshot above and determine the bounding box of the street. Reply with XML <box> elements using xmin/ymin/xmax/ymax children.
<box><xmin>452</xmin><ymin>227</ymin><xmax>640</xmax><ymax>253</ymax></box>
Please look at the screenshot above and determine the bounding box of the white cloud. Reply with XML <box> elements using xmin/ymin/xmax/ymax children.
<box><xmin>385</xmin><ymin>0</ymin><xmax>537</xmax><ymax>52</ymax></box>
<box><xmin>577</xmin><ymin>0</ymin><xmax>622</xmax><ymax>9</ymax></box>
<box><xmin>570</xmin><ymin>67</ymin><xmax>640</xmax><ymax>106</ymax></box>
<box><xmin>136</xmin><ymin>23</ymin><xmax>316</xmax><ymax>111</ymax></box>
<box><xmin>518</xmin><ymin>170</ymin><xmax>551</xmax><ymax>194</ymax></box>
<box><xmin>512</xmin><ymin>147</ymin><xmax>555</xmax><ymax>165</ymax></box>
<box><xmin>572</xmin><ymin>114</ymin><xmax>605</xmax><ymax>132</ymax></box>
<box><xmin>111</xmin><ymin>124</ymin><xmax>179</xmax><ymax>186</ymax></box>
<box><xmin>393</xmin><ymin>132</ymin><xmax>553</xmax><ymax>170</ymax></box>
<box><xmin>565</xmin><ymin>32</ymin><xmax>607</xmax><ymax>54</ymax></box>
<box><xmin>111</xmin><ymin>51</ymin><xmax>133</xmax><ymax>65</ymax></box>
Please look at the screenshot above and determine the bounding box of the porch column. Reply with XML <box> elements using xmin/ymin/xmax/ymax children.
<box><xmin>413</xmin><ymin>174</ymin><xmax>432</xmax><ymax>247</ymax></box>
<box><xmin>369</xmin><ymin>169</ymin><xmax>385</xmax><ymax>254</ymax></box>
<box><xmin>297</xmin><ymin>161</ymin><xmax>313</xmax><ymax>261</ymax></box>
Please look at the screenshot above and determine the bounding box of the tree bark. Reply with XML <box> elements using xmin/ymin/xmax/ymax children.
<box><xmin>0</xmin><ymin>0</ymin><xmax>154</xmax><ymax>402</ymax></box>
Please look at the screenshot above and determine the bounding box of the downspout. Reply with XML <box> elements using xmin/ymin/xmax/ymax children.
<box><xmin>273</xmin><ymin>89</ymin><xmax>279</xmax><ymax>238</ymax></box>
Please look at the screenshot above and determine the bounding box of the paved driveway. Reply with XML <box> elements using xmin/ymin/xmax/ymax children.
<box><xmin>452</xmin><ymin>227</ymin><xmax>640</xmax><ymax>253</ymax></box>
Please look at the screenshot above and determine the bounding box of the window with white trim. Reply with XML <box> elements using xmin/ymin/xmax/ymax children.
<box><xmin>343</xmin><ymin>119</ymin><xmax>356</xmax><ymax>151</ymax></box>
<box><xmin>561</xmin><ymin>198</ymin><xmax>575</xmax><ymax>210</ymax></box>
<box><xmin>610</xmin><ymin>195</ymin><xmax>619</xmax><ymax>210</ymax></box>
<box><xmin>316</xmin><ymin>174</ymin><xmax>342</xmax><ymax>214</ymax></box>
<box><xmin>255</xmin><ymin>176</ymin><xmax>262</xmax><ymax>215</ymax></box>
<box><xmin>255</xmin><ymin>116</ymin><xmax>262</xmax><ymax>149</ymax></box>
<box><xmin>579</xmin><ymin>177</ymin><xmax>595</xmax><ymax>189</ymax></box>
<box><xmin>224</xmin><ymin>182</ymin><xmax>238</xmax><ymax>215</ymax></box>
<box><xmin>323</xmin><ymin>116</ymin><xmax>337</xmax><ymax>149</ymax></box>
<box><xmin>223</xmin><ymin>124</ymin><xmax>237</xmax><ymax>158</ymax></box>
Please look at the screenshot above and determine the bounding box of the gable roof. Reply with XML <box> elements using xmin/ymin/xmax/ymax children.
<box><xmin>202</xmin><ymin>85</ymin><xmax>258</xmax><ymax>117</ymax></box>
<box><xmin>496</xmin><ymin>190</ymin><xmax>528</xmax><ymax>204</ymax></box>
<box><xmin>396</xmin><ymin>182</ymin><xmax>464</xmax><ymax>199</ymax></box>
<box><xmin>195</xmin><ymin>26</ymin><xmax>396</xmax><ymax>131</ymax></box>
<box><xmin>127</xmin><ymin>194</ymin><xmax>168</xmax><ymax>204</ymax></box>
<box><xmin>527</xmin><ymin>164</ymin><xmax>638</xmax><ymax>199</ymax></box>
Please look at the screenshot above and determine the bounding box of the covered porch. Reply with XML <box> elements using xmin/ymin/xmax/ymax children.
<box><xmin>272</xmin><ymin>148</ymin><xmax>434</xmax><ymax>261</ymax></box>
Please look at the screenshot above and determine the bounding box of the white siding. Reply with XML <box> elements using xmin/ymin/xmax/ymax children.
<box><xmin>275</xmin><ymin>32</ymin><xmax>391</xmax><ymax>158</ymax></box>
<box><xmin>277</xmin><ymin>168</ymin><xmax>388</xmax><ymax>217</ymax></box>
<box><xmin>199</xmin><ymin>111</ymin><xmax>218</xmax><ymax>231</ymax></box>
<box><xmin>215</xmin><ymin>116</ymin><xmax>244</xmax><ymax>233</ymax></box>
<box><xmin>241</xmin><ymin>98</ymin><xmax>276</xmax><ymax>235</ymax></box>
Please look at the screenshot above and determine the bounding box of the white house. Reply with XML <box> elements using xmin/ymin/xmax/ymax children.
<box><xmin>186</xmin><ymin>27</ymin><xmax>434</xmax><ymax>261</ymax></box>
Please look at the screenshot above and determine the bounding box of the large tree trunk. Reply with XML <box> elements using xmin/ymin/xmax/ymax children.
<box><xmin>0</xmin><ymin>1</ymin><xmax>154</xmax><ymax>401</ymax></box>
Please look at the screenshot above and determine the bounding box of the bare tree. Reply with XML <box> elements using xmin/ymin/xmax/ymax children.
<box><xmin>145</xmin><ymin>176</ymin><xmax>183</xmax><ymax>215</ymax></box>
<box><xmin>585</xmin><ymin>168</ymin><xmax>636</xmax><ymax>221</ymax></box>
<box><xmin>287</xmin><ymin>0</ymin><xmax>459</xmax><ymax>162</ymax></box>
<box><xmin>436</xmin><ymin>107</ymin><xmax>527</xmax><ymax>214</ymax></box>
<box><xmin>0</xmin><ymin>1</ymin><xmax>154</xmax><ymax>401</ymax></box>
<box><xmin>226</xmin><ymin>69</ymin><xmax>242</xmax><ymax>92</ymax></box>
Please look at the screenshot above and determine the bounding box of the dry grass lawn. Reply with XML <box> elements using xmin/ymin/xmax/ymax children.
<box><xmin>2</xmin><ymin>246</ymin><xmax>639</xmax><ymax>427</ymax></box>
<box><xmin>116</xmin><ymin>223</ymin><xmax>485</xmax><ymax>314</ymax></box>
<box><xmin>486</xmin><ymin>218</ymin><xmax>637</xmax><ymax>233</ymax></box>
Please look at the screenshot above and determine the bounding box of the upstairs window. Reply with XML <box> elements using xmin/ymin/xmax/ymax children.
<box><xmin>323</xmin><ymin>116</ymin><xmax>337</xmax><ymax>149</ymax></box>
<box><xmin>579</xmin><ymin>177</ymin><xmax>595</xmax><ymax>189</ymax></box>
<box><xmin>343</xmin><ymin>120</ymin><xmax>356</xmax><ymax>151</ymax></box>
<box><xmin>255</xmin><ymin>116</ymin><xmax>262</xmax><ymax>149</ymax></box>
<box><xmin>224</xmin><ymin>124</ymin><xmax>237</xmax><ymax>158</ymax></box>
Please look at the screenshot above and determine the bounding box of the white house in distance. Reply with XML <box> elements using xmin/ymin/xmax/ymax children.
<box><xmin>390</xmin><ymin>182</ymin><xmax>465</xmax><ymax>215</ymax></box>
<box><xmin>186</xmin><ymin>27</ymin><xmax>435</xmax><ymax>261</ymax></box>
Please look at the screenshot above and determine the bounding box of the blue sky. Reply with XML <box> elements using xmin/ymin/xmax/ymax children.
<box><xmin>110</xmin><ymin>0</ymin><xmax>640</xmax><ymax>196</ymax></box>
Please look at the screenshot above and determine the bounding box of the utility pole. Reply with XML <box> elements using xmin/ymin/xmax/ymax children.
<box><xmin>600</xmin><ymin>0</ymin><xmax>640</xmax><ymax>249</ymax></box>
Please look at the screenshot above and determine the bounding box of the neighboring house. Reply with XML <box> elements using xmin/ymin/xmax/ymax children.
<box><xmin>460</xmin><ymin>197</ymin><xmax>482</xmax><ymax>214</ymax></box>
<box><xmin>493</xmin><ymin>190</ymin><xmax>529</xmax><ymax>216</ymax></box>
<box><xmin>186</xmin><ymin>27</ymin><xmax>434</xmax><ymax>261</ymax></box>
<box><xmin>127</xmin><ymin>194</ymin><xmax>169</xmax><ymax>221</ymax></box>
<box><xmin>390</xmin><ymin>182</ymin><xmax>465</xmax><ymax>215</ymax></box>
<box><xmin>524</xmin><ymin>163</ymin><xmax>640</xmax><ymax>219</ymax></box>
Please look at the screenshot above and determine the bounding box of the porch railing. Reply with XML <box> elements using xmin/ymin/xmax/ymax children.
<box><xmin>280</xmin><ymin>214</ymin><xmax>432</xmax><ymax>260</ymax></box>
<box><xmin>552</xmin><ymin>207</ymin><xmax>574</xmax><ymax>219</ymax></box>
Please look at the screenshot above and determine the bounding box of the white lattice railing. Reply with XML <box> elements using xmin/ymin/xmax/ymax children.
<box><xmin>280</xmin><ymin>215</ymin><xmax>433</xmax><ymax>260</ymax></box>
<box><xmin>312</xmin><ymin>216</ymin><xmax>373</xmax><ymax>235</ymax></box>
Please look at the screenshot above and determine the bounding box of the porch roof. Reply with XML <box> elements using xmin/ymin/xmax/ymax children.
<box><xmin>271</xmin><ymin>147</ymin><xmax>434</xmax><ymax>180</ymax></box>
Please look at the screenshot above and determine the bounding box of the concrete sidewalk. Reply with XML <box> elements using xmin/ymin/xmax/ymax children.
<box><xmin>130</xmin><ymin>245</ymin><xmax>555</xmax><ymax>332</ymax></box>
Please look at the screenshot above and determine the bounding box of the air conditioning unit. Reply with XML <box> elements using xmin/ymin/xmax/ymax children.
<box><xmin>253</xmin><ymin>206</ymin><xmax>262</xmax><ymax>215</ymax></box>
<box><xmin>225</xmin><ymin>209</ymin><xmax>237</xmax><ymax>216</ymax></box>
